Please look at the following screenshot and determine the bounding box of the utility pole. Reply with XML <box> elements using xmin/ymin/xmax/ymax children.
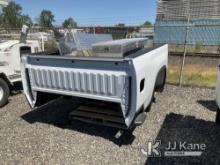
<box><xmin>179</xmin><ymin>0</ymin><xmax>190</xmax><ymax>87</ymax></box>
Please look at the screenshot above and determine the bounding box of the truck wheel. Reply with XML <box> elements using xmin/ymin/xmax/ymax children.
<box><xmin>0</xmin><ymin>78</ymin><xmax>10</xmax><ymax>108</ymax></box>
<box><xmin>216</xmin><ymin>108</ymin><xmax>220</xmax><ymax>125</ymax></box>
<box><xmin>155</xmin><ymin>68</ymin><xmax>166</xmax><ymax>92</ymax></box>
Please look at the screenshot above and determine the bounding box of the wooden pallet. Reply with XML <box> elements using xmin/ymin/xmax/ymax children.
<box><xmin>70</xmin><ymin>102</ymin><xmax>127</xmax><ymax>129</ymax></box>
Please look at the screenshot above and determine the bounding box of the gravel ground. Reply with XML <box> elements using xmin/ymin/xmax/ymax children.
<box><xmin>0</xmin><ymin>85</ymin><xmax>219</xmax><ymax>164</ymax></box>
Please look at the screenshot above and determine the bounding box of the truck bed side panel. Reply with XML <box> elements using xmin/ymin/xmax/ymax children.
<box><xmin>125</xmin><ymin>45</ymin><xmax>168</xmax><ymax>125</ymax></box>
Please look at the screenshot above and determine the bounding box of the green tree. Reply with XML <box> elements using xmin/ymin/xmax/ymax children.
<box><xmin>38</xmin><ymin>10</ymin><xmax>55</xmax><ymax>28</ymax></box>
<box><xmin>20</xmin><ymin>14</ymin><xmax>33</xmax><ymax>27</ymax></box>
<box><xmin>62</xmin><ymin>17</ymin><xmax>77</xmax><ymax>28</ymax></box>
<box><xmin>115</xmin><ymin>23</ymin><xmax>125</xmax><ymax>27</ymax></box>
<box><xmin>0</xmin><ymin>1</ymin><xmax>32</xmax><ymax>28</ymax></box>
<box><xmin>0</xmin><ymin>1</ymin><xmax>27</xmax><ymax>28</ymax></box>
<box><xmin>142</xmin><ymin>21</ymin><xmax>152</xmax><ymax>26</ymax></box>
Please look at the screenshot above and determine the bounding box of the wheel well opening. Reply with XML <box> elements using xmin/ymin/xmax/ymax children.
<box><xmin>0</xmin><ymin>73</ymin><xmax>11</xmax><ymax>90</ymax></box>
<box><xmin>155</xmin><ymin>66</ymin><xmax>167</xmax><ymax>92</ymax></box>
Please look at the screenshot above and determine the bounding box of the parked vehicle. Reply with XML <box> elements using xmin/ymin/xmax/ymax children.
<box><xmin>21</xmin><ymin>38</ymin><xmax>168</xmax><ymax>129</ymax></box>
<box><xmin>0</xmin><ymin>26</ymin><xmax>42</xmax><ymax>107</ymax></box>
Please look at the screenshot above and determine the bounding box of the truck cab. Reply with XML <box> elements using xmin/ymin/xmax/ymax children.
<box><xmin>0</xmin><ymin>40</ymin><xmax>41</xmax><ymax>107</ymax></box>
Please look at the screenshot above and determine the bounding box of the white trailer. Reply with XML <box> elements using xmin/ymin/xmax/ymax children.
<box><xmin>21</xmin><ymin>38</ymin><xmax>168</xmax><ymax>129</ymax></box>
<box><xmin>0</xmin><ymin>40</ymin><xmax>42</xmax><ymax>107</ymax></box>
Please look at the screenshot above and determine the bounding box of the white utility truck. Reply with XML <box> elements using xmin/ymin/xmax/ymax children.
<box><xmin>21</xmin><ymin>37</ymin><xmax>168</xmax><ymax>129</ymax></box>
<box><xmin>0</xmin><ymin>26</ymin><xmax>42</xmax><ymax>107</ymax></box>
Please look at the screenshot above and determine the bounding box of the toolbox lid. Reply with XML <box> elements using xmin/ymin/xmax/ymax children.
<box><xmin>92</xmin><ymin>38</ymin><xmax>148</xmax><ymax>58</ymax></box>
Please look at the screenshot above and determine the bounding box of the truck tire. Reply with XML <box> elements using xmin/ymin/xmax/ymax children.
<box><xmin>155</xmin><ymin>67</ymin><xmax>166</xmax><ymax>92</ymax></box>
<box><xmin>216</xmin><ymin>108</ymin><xmax>220</xmax><ymax>125</ymax></box>
<box><xmin>0</xmin><ymin>78</ymin><xmax>9</xmax><ymax>108</ymax></box>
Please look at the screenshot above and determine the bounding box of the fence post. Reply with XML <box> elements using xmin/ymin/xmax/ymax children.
<box><xmin>179</xmin><ymin>14</ymin><xmax>190</xmax><ymax>87</ymax></box>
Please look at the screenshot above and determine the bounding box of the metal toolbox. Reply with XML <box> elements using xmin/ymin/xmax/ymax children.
<box><xmin>92</xmin><ymin>38</ymin><xmax>148</xmax><ymax>58</ymax></box>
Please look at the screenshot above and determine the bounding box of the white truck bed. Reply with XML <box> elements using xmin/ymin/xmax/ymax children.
<box><xmin>21</xmin><ymin>44</ymin><xmax>168</xmax><ymax>129</ymax></box>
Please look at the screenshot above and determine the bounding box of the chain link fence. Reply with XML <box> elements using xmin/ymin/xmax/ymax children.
<box><xmin>154</xmin><ymin>21</ymin><xmax>220</xmax><ymax>87</ymax></box>
<box><xmin>155</xmin><ymin>0</ymin><xmax>220</xmax><ymax>87</ymax></box>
